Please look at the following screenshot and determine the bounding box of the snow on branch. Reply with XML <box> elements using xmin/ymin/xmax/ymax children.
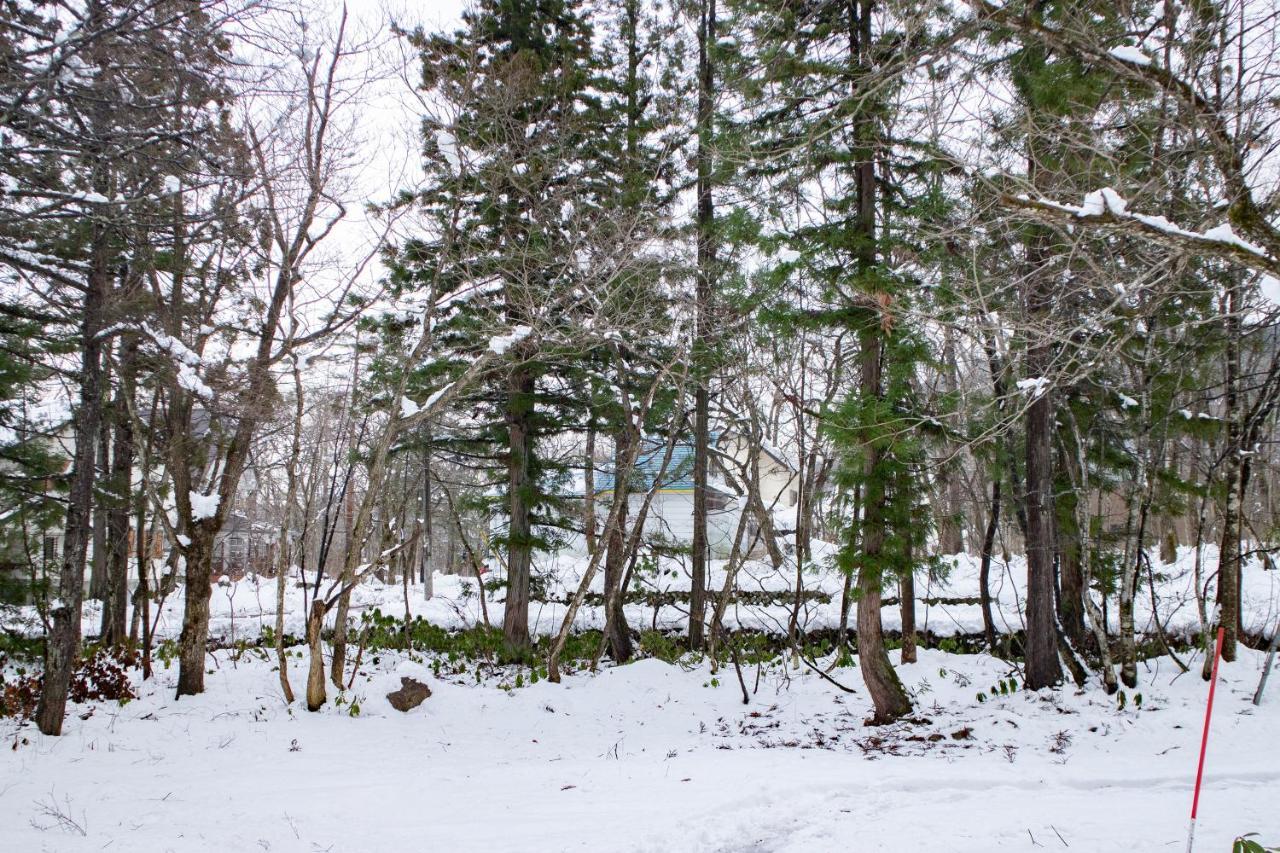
<box><xmin>1006</xmin><ymin>190</ymin><xmax>1280</xmax><ymax>278</ymax></box>
<box><xmin>140</xmin><ymin>323</ymin><xmax>214</xmax><ymax>399</ymax></box>
<box><xmin>488</xmin><ymin>325</ymin><xmax>533</xmax><ymax>355</ymax></box>
<box><xmin>189</xmin><ymin>491</ymin><xmax>220</xmax><ymax>522</ymax></box>
<box><xmin>1107</xmin><ymin>46</ymin><xmax>1152</xmax><ymax>67</ymax></box>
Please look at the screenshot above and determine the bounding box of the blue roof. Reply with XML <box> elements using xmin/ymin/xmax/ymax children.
<box><xmin>591</xmin><ymin>438</ymin><xmax>696</xmax><ymax>494</ymax></box>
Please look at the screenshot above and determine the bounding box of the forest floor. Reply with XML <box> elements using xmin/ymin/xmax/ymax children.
<box><xmin>1</xmin><ymin>638</ymin><xmax>1278</xmax><ymax>850</ymax></box>
<box><xmin>2</xmin><ymin>546</ymin><xmax>1279</xmax><ymax>851</ymax></box>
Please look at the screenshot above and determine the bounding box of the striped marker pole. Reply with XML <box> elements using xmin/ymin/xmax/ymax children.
<box><xmin>1187</xmin><ymin>626</ymin><xmax>1226</xmax><ymax>853</ymax></box>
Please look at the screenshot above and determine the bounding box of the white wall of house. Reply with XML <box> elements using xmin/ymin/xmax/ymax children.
<box><xmin>607</xmin><ymin>492</ymin><xmax>741</xmax><ymax>558</ymax></box>
<box><xmin>717</xmin><ymin>434</ymin><xmax>799</xmax><ymax>511</ymax></box>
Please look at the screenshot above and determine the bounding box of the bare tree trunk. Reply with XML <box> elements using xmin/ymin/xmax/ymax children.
<box><xmin>503</xmin><ymin>365</ymin><xmax>535</xmax><ymax>649</ymax></box>
<box><xmin>131</xmin><ymin>390</ymin><xmax>159</xmax><ymax>677</ymax></box>
<box><xmin>584</xmin><ymin>424</ymin><xmax>597</xmax><ymax>555</ymax></box>
<box><xmin>175</xmin><ymin>531</ymin><xmax>216</xmax><ymax>698</ymax></box>
<box><xmin>1023</xmin><ymin>327</ymin><xmax>1063</xmax><ymax>688</ymax></box>
<box><xmin>979</xmin><ymin>477</ymin><xmax>1000</xmax><ymax>654</ymax></box>
<box><xmin>89</xmin><ymin>403</ymin><xmax>110</xmax><ymax>601</ymax></box>
<box><xmin>1054</xmin><ymin>443</ymin><xmax>1086</xmax><ymax>649</ymax></box>
<box><xmin>602</xmin><ymin>422</ymin><xmax>634</xmax><ymax>662</ymax></box>
<box><xmin>899</xmin><ymin>552</ymin><xmax>917</xmax><ymax>665</ymax></box>
<box><xmin>330</xmin><ymin>464</ymin><xmax>359</xmax><ymax>688</ymax></box>
<box><xmin>35</xmin><ymin>235</ymin><xmax>110</xmax><ymax>736</ymax></box>
<box><xmin>838</xmin><ymin>484</ymin><xmax>860</xmax><ymax>652</ymax></box>
<box><xmin>1214</xmin><ymin>280</ymin><xmax>1243</xmax><ymax>670</ymax></box>
<box><xmin>1119</xmin><ymin>498</ymin><xmax>1152</xmax><ymax>688</ymax></box>
<box><xmin>689</xmin><ymin>0</ymin><xmax>717</xmax><ymax>652</ymax></box>
<box><xmin>305</xmin><ymin>598</ymin><xmax>327</xmax><ymax>711</ymax></box>
<box><xmin>100</xmin><ymin>341</ymin><xmax>135</xmax><ymax>646</ymax></box>
<box><xmin>274</xmin><ymin>361</ymin><xmax>305</xmax><ymax>705</ymax></box>
<box><xmin>1063</xmin><ymin>412</ymin><xmax>1118</xmax><ymax>693</ymax></box>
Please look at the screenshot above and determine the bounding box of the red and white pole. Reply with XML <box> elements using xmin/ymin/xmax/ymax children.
<box><xmin>1186</xmin><ymin>626</ymin><xmax>1226</xmax><ymax>853</ymax></box>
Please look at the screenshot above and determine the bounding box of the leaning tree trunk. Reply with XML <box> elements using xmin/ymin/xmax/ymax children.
<box><xmin>329</xmin><ymin>482</ymin><xmax>359</xmax><ymax>688</ymax></box>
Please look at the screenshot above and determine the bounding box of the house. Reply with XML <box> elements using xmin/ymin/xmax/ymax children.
<box><xmin>588</xmin><ymin>433</ymin><xmax>798</xmax><ymax>559</ymax></box>
<box><xmin>715</xmin><ymin>430</ymin><xmax>800</xmax><ymax>512</ymax></box>
<box><xmin>210</xmin><ymin>512</ymin><xmax>278</xmax><ymax>578</ymax></box>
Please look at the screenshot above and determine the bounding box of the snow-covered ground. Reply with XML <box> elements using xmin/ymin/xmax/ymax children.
<box><xmin>2</xmin><ymin>545</ymin><xmax>1278</xmax><ymax>851</ymax></box>
<box><xmin>1</xmin><ymin>644</ymin><xmax>1277</xmax><ymax>851</ymax></box>
<box><xmin>7</xmin><ymin>543</ymin><xmax>1273</xmax><ymax>647</ymax></box>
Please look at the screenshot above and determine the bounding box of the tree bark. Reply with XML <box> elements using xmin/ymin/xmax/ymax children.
<box><xmin>175</xmin><ymin>530</ymin><xmax>215</xmax><ymax>698</ymax></box>
<box><xmin>305</xmin><ymin>598</ymin><xmax>327</xmax><ymax>711</ymax></box>
<box><xmin>1054</xmin><ymin>442</ymin><xmax>1086</xmax><ymax>649</ymax></box>
<box><xmin>330</xmin><ymin>467</ymin><xmax>359</xmax><ymax>688</ymax></box>
<box><xmin>854</xmin><ymin>327</ymin><xmax>913</xmax><ymax>723</ymax></box>
<box><xmin>34</xmin><ymin>233</ymin><xmax>110</xmax><ymax>736</ymax></box>
<box><xmin>899</xmin><ymin>566</ymin><xmax>917</xmax><ymax>665</ymax></box>
<box><xmin>1213</xmin><ymin>276</ymin><xmax>1243</xmax><ymax>670</ymax></box>
<box><xmin>689</xmin><ymin>0</ymin><xmax>717</xmax><ymax>652</ymax></box>
<box><xmin>603</xmin><ymin>422</ymin><xmax>634</xmax><ymax>662</ymax></box>
<box><xmin>1024</xmin><ymin>379</ymin><xmax>1064</xmax><ymax>689</ymax></box>
<box><xmin>584</xmin><ymin>424</ymin><xmax>597</xmax><ymax>555</ymax></box>
<box><xmin>503</xmin><ymin>364</ymin><xmax>535</xmax><ymax>649</ymax></box>
<box><xmin>979</xmin><ymin>477</ymin><xmax>1001</xmax><ymax>654</ymax></box>
<box><xmin>89</xmin><ymin>400</ymin><xmax>110</xmax><ymax>601</ymax></box>
<box><xmin>100</xmin><ymin>341</ymin><xmax>135</xmax><ymax>647</ymax></box>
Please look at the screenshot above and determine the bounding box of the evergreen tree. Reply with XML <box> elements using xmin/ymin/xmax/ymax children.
<box><xmin>393</xmin><ymin>0</ymin><xmax>619</xmax><ymax>649</ymax></box>
<box><xmin>732</xmin><ymin>0</ymin><xmax>946</xmax><ymax>721</ymax></box>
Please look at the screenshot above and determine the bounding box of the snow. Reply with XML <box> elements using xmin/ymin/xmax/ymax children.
<box><xmin>1015</xmin><ymin>376</ymin><xmax>1051</xmax><ymax>398</ymax></box>
<box><xmin>1032</xmin><ymin>191</ymin><xmax>1275</xmax><ymax>266</ymax></box>
<box><xmin>189</xmin><ymin>490</ymin><xmax>219</xmax><ymax>521</ymax></box>
<box><xmin>162</xmin><ymin>175</ymin><xmax>181</xmax><ymax>194</ymax></box>
<box><xmin>1202</xmin><ymin>223</ymin><xmax>1267</xmax><ymax>257</ymax></box>
<box><xmin>488</xmin><ymin>325</ymin><xmax>533</xmax><ymax>355</ymax></box>
<box><xmin>1078</xmin><ymin>187</ymin><xmax>1127</xmax><ymax>217</ymax></box>
<box><xmin>2</xmin><ymin>545</ymin><xmax>1277</xmax><ymax>851</ymax></box>
<box><xmin>1109</xmin><ymin>45</ymin><xmax>1153</xmax><ymax>66</ymax></box>
<box><xmin>1118</xmin><ymin>393</ymin><xmax>1139</xmax><ymax>409</ymax></box>
<box><xmin>400</xmin><ymin>396</ymin><xmax>420</xmax><ymax>418</ymax></box>
<box><xmin>422</xmin><ymin>382</ymin><xmax>454</xmax><ymax>411</ymax></box>
<box><xmin>1</xmin><ymin>635</ymin><xmax>1276</xmax><ymax>851</ymax></box>
<box><xmin>175</xmin><ymin>362</ymin><xmax>213</xmax><ymax>398</ymax></box>
<box><xmin>142</xmin><ymin>324</ymin><xmax>213</xmax><ymax>398</ymax></box>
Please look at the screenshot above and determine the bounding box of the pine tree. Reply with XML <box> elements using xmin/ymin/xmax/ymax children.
<box><xmin>392</xmin><ymin>0</ymin><xmax>616</xmax><ymax>650</ymax></box>
<box><xmin>731</xmin><ymin>0</ymin><xmax>946</xmax><ymax>721</ymax></box>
